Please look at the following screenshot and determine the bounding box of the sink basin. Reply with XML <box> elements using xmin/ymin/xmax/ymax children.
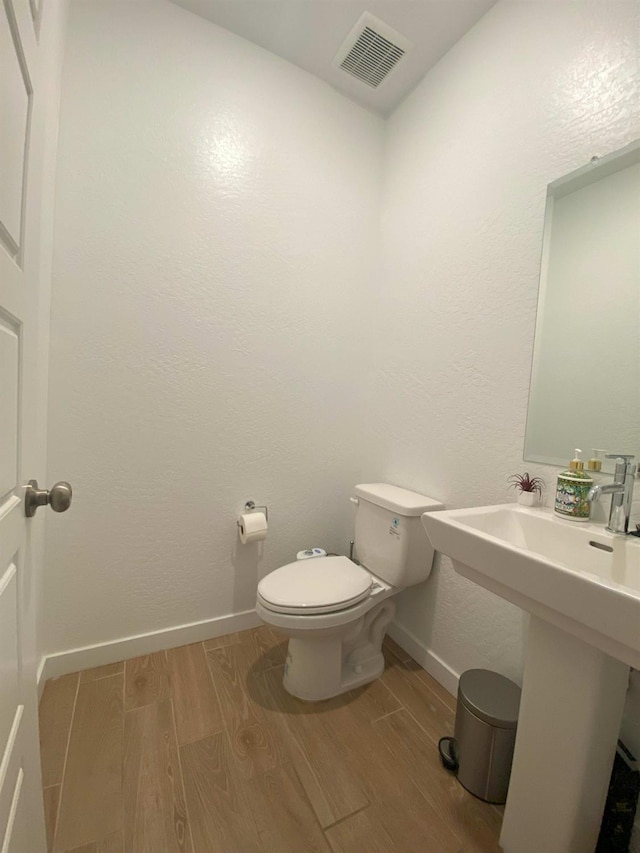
<box><xmin>422</xmin><ymin>503</ymin><xmax>640</xmax><ymax>669</ymax></box>
<box><xmin>421</xmin><ymin>503</ymin><xmax>637</xmax><ymax>853</ymax></box>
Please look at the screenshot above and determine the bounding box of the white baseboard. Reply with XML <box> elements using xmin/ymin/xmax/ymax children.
<box><xmin>387</xmin><ymin>619</ymin><xmax>460</xmax><ymax>699</ymax></box>
<box><xmin>38</xmin><ymin>609</ymin><xmax>262</xmax><ymax>687</ymax></box>
<box><xmin>37</xmin><ymin>609</ymin><xmax>460</xmax><ymax>704</ymax></box>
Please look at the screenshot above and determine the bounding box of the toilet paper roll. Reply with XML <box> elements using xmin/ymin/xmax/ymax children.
<box><xmin>238</xmin><ymin>511</ymin><xmax>268</xmax><ymax>544</ymax></box>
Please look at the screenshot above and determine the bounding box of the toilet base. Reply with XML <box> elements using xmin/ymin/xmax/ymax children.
<box><xmin>280</xmin><ymin>599</ymin><xmax>395</xmax><ymax>701</ymax></box>
<box><xmin>283</xmin><ymin>639</ymin><xmax>386</xmax><ymax>701</ymax></box>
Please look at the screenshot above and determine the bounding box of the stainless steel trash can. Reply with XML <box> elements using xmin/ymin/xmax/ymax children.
<box><xmin>454</xmin><ymin>669</ymin><xmax>521</xmax><ymax>804</ymax></box>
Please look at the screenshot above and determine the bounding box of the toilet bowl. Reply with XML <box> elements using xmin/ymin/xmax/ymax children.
<box><xmin>257</xmin><ymin>483</ymin><xmax>444</xmax><ymax>701</ymax></box>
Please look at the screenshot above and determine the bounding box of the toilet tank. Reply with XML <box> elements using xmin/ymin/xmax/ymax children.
<box><xmin>353</xmin><ymin>484</ymin><xmax>444</xmax><ymax>588</ymax></box>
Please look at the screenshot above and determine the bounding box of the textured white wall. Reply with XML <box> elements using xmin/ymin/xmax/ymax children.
<box><xmin>44</xmin><ymin>0</ymin><xmax>383</xmax><ymax>655</ymax></box>
<box><xmin>46</xmin><ymin>0</ymin><xmax>640</xmax><ymax>704</ymax></box>
<box><xmin>373</xmin><ymin>0</ymin><xmax>640</xmax><ymax>684</ymax></box>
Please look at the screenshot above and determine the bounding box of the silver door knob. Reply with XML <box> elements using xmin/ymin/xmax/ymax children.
<box><xmin>24</xmin><ymin>480</ymin><xmax>72</xmax><ymax>518</ymax></box>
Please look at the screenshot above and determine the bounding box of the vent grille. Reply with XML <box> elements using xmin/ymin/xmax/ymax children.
<box><xmin>334</xmin><ymin>14</ymin><xmax>412</xmax><ymax>89</ymax></box>
<box><xmin>341</xmin><ymin>26</ymin><xmax>404</xmax><ymax>87</ymax></box>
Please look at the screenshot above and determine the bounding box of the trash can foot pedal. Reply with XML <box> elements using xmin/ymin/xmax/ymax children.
<box><xmin>438</xmin><ymin>736</ymin><xmax>458</xmax><ymax>772</ymax></box>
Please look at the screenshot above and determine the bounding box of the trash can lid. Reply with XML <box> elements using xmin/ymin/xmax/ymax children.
<box><xmin>458</xmin><ymin>669</ymin><xmax>521</xmax><ymax>729</ymax></box>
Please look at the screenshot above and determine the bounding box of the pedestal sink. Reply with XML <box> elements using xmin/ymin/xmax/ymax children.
<box><xmin>421</xmin><ymin>504</ymin><xmax>640</xmax><ymax>853</ymax></box>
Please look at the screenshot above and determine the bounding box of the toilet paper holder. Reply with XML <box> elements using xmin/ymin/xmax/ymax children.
<box><xmin>237</xmin><ymin>500</ymin><xmax>269</xmax><ymax>527</ymax></box>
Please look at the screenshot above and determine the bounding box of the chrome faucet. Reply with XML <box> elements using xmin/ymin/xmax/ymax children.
<box><xmin>587</xmin><ymin>454</ymin><xmax>636</xmax><ymax>535</ymax></box>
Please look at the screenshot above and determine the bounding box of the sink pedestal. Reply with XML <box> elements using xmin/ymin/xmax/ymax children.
<box><xmin>421</xmin><ymin>504</ymin><xmax>639</xmax><ymax>852</ymax></box>
<box><xmin>500</xmin><ymin>616</ymin><xmax>629</xmax><ymax>853</ymax></box>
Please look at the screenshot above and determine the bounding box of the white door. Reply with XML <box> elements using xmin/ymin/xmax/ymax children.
<box><xmin>1</xmin><ymin>1</ymin><xmax>66</xmax><ymax>850</ymax></box>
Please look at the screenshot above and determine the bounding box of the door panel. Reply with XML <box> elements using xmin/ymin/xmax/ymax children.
<box><xmin>0</xmin><ymin>479</ymin><xmax>31</xmax><ymax>853</ymax></box>
<box><xmin>1</xmin><ymin>768</ymin><xmax>27</xmax><ymax>853</ymax></box>
<box><xmin>0</xmin><ymin>500</ymin><xmax>24</xmax><ymax>846</ymax></box>
<box><xmin>0</xmin><ymin>0</ymin><xmax>63</xmax><ymax>849</ymax></box>
<box><xmin>0</xmin><ymin>713</ymin><xmax>23</xmax><ymax>850</ymax></box>
<box><xmin>0</xmin><ymin>324</ymin><xmax>19</xmax><ymax>500</ymax></box>
<box><xmin>0</xmin><ymin>565</ymin><xmax>19</xmax><ymax>753</ymax></box>
<box><xmin>0</xmin><ymin>0</ymin><xmax>31</xmax><ymax>257</ymax></box>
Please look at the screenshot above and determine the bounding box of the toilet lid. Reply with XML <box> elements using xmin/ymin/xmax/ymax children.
<box><xmin>257</xmin><ymin>556</ymin><xmax>372</xmax><ymax>615</ymax></box>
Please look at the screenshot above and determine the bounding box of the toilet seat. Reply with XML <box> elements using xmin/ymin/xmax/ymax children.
<box><xmin>257</xmin><ymin>556</ymin><xmax>372</xmax><ymax>615</ymax></box>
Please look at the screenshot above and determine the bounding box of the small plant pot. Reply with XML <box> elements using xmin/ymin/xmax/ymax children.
<box><xmin>517</xmin><ymin>491</ymin><xmax>539</xmax><ymax>507</ymax></box>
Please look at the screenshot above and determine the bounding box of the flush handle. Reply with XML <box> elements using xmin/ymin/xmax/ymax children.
<box><xmin>25</xmin><ymin>480</ymin><xmax>73</xmax><ymax>517</ymax></box>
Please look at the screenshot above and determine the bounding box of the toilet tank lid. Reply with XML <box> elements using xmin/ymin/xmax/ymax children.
<box><xmin>354</xmin><ymin>484</ymin><xmax>444</xmax><ymax>517</ymax></box>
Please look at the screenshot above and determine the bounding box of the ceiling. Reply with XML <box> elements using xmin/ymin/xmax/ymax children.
<box><xmin>169</xmin><ymin>1</ymin><xmax>497</xmax><ymax>115</ymax></box>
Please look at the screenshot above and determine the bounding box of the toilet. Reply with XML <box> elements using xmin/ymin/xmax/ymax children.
<box><xmin>256</xmin><ymin>483</ymin><xmax>444</xmax><ymax>701</ymax></box>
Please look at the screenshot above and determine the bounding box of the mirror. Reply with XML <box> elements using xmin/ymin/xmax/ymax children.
<box><xmin>524</xmin><ymin>140</ymin><xmax>640</xmax><ymax>470</ymax></box>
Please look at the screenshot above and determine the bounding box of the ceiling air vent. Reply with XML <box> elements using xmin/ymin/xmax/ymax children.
<box><xmin>333</xmin><ymin>13</ymin><xmax>412</xmax><ymax>89</ymax></box>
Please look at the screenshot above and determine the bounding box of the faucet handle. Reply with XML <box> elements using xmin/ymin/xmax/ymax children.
<box><xmin>605</xmin><ymin>454</ymin><xmax>636</xmax><ymax>482</ymax></box>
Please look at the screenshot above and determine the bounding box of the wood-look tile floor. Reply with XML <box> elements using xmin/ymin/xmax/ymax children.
<box><xmin>39</xmin><ymin>627</ymin><xmax>502</xmax><ymax>853</ymax></box>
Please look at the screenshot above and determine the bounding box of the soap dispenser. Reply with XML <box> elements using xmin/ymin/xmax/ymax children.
<box><xmin>587</xmin><ymin>449</ymin><xmax>606</xmax><ymax>484</ymax></box>
<box><xmin>554</xmin><ymin>449</ymin><xmax>593</xmax><ymax>521</ymax></box>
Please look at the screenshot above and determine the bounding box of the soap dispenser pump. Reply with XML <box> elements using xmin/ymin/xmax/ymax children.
<box><xmin>587</xmin><ymin>449</ymin><xmax>605</xmax><ymax>474</ymax></box>
<box><xmin>554</xmin><ymin>449</ymin><xmax>593</xmax><ymax>521</ymax></box>
<box><xmin>569</xmin><ymin>448</ymin><xmax>585</xmax><ymax>472</ymax></box>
